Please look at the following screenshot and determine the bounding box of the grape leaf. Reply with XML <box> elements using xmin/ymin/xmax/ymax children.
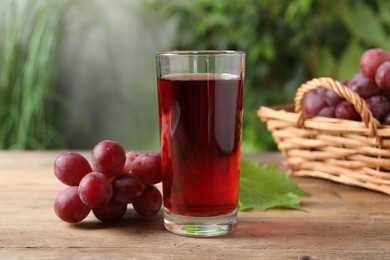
<box><xmin>239</xmin><ymin>159</ymin><xmax>310</xmax><ymax>211</ymax></box>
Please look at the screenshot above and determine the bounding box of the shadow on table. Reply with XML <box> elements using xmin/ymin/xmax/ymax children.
<box><xmin>70</xmin><ymin>209</ymin><xmax>165</xmax><ymax>232</ymax></box>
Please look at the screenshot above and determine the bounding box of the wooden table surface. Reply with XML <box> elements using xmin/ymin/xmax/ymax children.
<box><xmin>1</xmin><ymin>151</ymin><xmax>389</xmax><ymax>259</ymax></box>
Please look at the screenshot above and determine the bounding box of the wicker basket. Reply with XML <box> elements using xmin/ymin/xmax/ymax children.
<box><xmin>257</xmin><ymin>77</ymin><xmax>390</xmax><ymax>195</ymax></box>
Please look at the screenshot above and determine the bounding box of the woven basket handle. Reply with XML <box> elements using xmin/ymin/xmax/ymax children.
<box><xmin>294</xmin><ymin>77</ymin><xmax>380</xmax><ymax>138</ymax></box>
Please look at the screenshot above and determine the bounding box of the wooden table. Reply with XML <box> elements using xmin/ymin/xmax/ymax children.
<box><xmin>1</xmin><ymin>151</ymin><xmax>389</xmax><ymax>259</ymax></box>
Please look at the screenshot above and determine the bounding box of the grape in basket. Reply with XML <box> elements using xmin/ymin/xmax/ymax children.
<box><xmin>304</xmin><ymin>47</ymin><xmax>390</xmax><ymax>124</ymax></box>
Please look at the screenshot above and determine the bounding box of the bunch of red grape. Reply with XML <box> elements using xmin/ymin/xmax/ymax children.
<box><xmin>304</xmin><ymin>48</ymin><xmax>390</xmax><ymax>124</ymax></box>
<box><xmin>53</xmin><ymin>140</ymin><xmax>163</xmax><ymax>223</ymax></box>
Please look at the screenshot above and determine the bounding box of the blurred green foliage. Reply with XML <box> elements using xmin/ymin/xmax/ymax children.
<box><xmin>0</xmin><ymin>1</ymin><xmax>68</xmax><ymax>149</ymax></box>
<box><xmin>2</xmin><ymin>0</ymin><xmax>390</xmax><ymax>150</ymax></box>
<box><xmin>147</xmin><ymin>0</ymin><xmax>390</xmax><ymax>152</ymax></box>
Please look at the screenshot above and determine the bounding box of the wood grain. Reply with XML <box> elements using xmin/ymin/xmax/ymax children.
<box><xmin>1</xmin><ymin>151</ymin><xmax>389</xmax><ymax>259</ymax></box>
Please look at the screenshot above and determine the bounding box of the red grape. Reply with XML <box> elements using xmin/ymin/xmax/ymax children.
<box><xmin>131</xmin><ymin>152</ymin><xmax>162</xmax><ymax>185</ymax></box>
<box><xmin>78</xmin><ymin>172</ymin><xmax>113</xmax><ymax>208</ymax></box>
<box><xmin>315</xmin><ymin>87</ymin><xmax>327</xmax><ymax>95</ymax></box>
<box><xmin>348</xmin><ymin>73</ymin><xmax>382</xmax><ymax>99</ymax></box>
<box><xmin>325</xmin><ymin>89</ymin><xmax>344</xmax><ymax>106</ymax></box>
<box><xmin>304</xmin><ymin>90</ymin><xmax>327</xmax><ymax>116</ymax></box>
<box><xmin>92</xmin><ymin>198</ymin><xmax>127</xmax><ymax>223</ymax></box>
<box><xmin>92</xmin><ymin>140</ymin><xmax>126</xmax><ymax>177</ymax></box>
<box><xmin>339</xmin><ymin>79</ymin><xmax>350</xmax><ymax>86</ymax></box>
<box><xmin>122</xmin><ymin>151</ymin><xmax>142</xmax><ymax>173</ymax></box>
<box><xmin>113</xmin><ymin>173</ymin><xmax>145</xmax><ymax>204</ymax></box>
<box><xmin>382</xmin><ymin>89</ymin><xmax>390</xmax><ymax>98</ymax></box>
<box><xmin>375</xmin><ymin>61</ymin><xmax>390</xmax><ymax>89</ymax></box>
<box><xmin>335</xmin><ymin>101</ymin><xmax>359</xmax><ymax>120</ymax></box>
<box><xmin>54</xmin><ymin>186</ymin><xmax>91</xmax><ymax>223</ymax></box>
<box><xmin>132</xmin><ymin>185</ymin><xmax>162</xmax><ymax>217</ymax></box>
<box><xmin>317</xmin><ymin>106</ymin><xmax>335</xmax><ymax>118</ymax></box>
<box><xmin>359</xmin><ymin>48</ymin><xmax>390</xmax><ymax>79</ymax></box>
<box><xmin>54</xmin><ymin>152</ymin><xmax>92</xmax><ymax>186</ymax></box>
<box><xmin>383</xmin><ymin>112</ymin><xmax>390</xmax><ymax>125</ymax></box>
<box><xmin>365</xmin><ymin>95</ymin><xmax>390</xmax><ymax>122</ymax></box>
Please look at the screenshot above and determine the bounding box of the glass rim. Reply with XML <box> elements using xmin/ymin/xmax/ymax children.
<box><xmin>156</xmin><ymin>50</ymin><xmax>245</xmax><ymax>57</ymax></box>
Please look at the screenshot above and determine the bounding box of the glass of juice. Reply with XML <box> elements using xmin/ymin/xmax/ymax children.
<box><xmin>156</xmin><ymin>50</ymin><xmax>245</xmax><ymax>237</ymax></box>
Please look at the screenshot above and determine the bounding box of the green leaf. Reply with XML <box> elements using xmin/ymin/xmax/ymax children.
<box><xmin>239</xmin><ymin>159</ymin><xmax>310</xmax><ymax>211</ymax></box>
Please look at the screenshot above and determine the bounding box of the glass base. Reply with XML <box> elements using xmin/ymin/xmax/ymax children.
<box><xmin>163</xmin><ymin>208</ymin><xmax>237</xmax><ymax>237</ymax></box>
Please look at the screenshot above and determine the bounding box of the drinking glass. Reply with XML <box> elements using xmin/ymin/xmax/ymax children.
<box><xmin>156</xmin><ymin>50</ymin><xmax>245</xmax><ymax>237</ymax></box>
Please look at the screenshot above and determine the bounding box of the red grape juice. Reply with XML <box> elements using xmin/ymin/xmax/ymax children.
<box><xmin>158</xmin><ymin>73</ymin><xmax>243</xmax><ymax>217</ymax></box>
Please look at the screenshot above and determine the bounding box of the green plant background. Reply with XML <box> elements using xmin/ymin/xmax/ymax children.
<box><xmin>0</xmin><ymin>1</ymin><xmax>67</xmax><ymax>149</ymax></box>
<box><xmin>1</xmin><ymin>0</ymin><xmax>389</xmax><ymax>150</ymax></box>
<box><xmin>147</xmin><ymin>0</ymin><xmax>390</xmax><ymax>152</ymax></box>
